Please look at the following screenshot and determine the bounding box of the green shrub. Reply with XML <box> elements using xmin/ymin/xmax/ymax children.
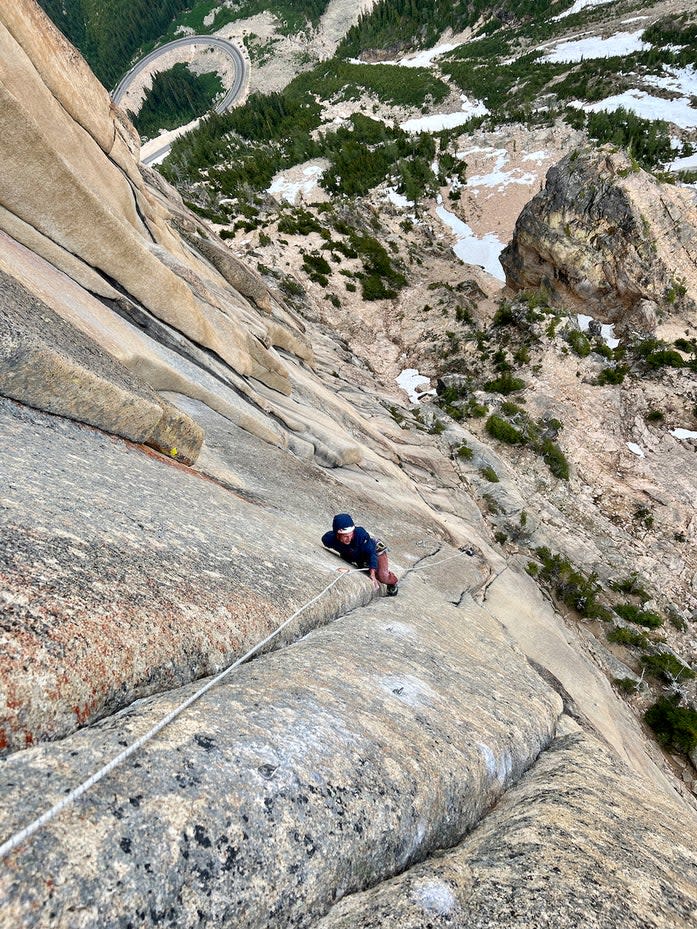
<box><xmin>480</xmin><ymin>465</ymin><xmax>499</xmax><ymax>483</ymax></box>
<box><xmin>302</xmin><ymin>252</ymin><xmax>331</xmax><ymax>276</ymax></box>
<box><xmin>492</xmin><ymin>302</ymin><xmax>517</xmax><ymax>326</ymax></box>
<box><xmin>641</xmin><ymin>653</ymin><xmax>695</xmax><ymax>683</ymax></box>
<box><xmin>456</xmin><ymin>443</ymin><xmax>474</xmax><ymax>460</ymax></box>
<box><xmin>645</xmin><ymin>349</ymin><xmax>685</xmax><ymax>369</ymax></box>
<box><xmin>465</xmin><ymin>400</ymin><xmax>488</xmax><ymax>418</ymax></box>
<box><xmin>645</xmin><ymin>697</ymin><xmax>697</xmax><ymax>754</ymax></box>
<box><xmin>597</xmin><ymin>366</ymin><xmax>628</xmax><ymax>385</ymax></box>
<box><xmin>483</xmin><ymin>493</ymin><xmax>501</xmax><ymax>515</ymax></box>
<box><xmin>613</xmin><ymin>677</ymin><xmax>639</xmax><ymax>694</ymax></box>
<box><xmin>535</xmin><ymin>546</ymin><xmax>611</xmax><ymax>620</ymax></box>
<box><xmin>486</xmin><ymin>414</ymin><xmax>525</xmax><ymax>445</ymax></box>
<box><xmin>593</xmin><ymin>340</ymin><xmax>614</xmax><ymax>359</ymax></box>
<box><xmin>668</xmin><ymin>610</ymin><xmax>688</xmax><ymax>632</ymax></box>
<box><xmin>607</xmin><ymin>627</ymin><xmax>649</xmax><ymax>648</ymax></box>
<box><xmin>614</xmin><ymin>603</ymin><xmax>663</xmax><ymax>628</ymax></box>
<box><xmin>483</xmin><ymin>372</ymin><xmax>526</xmax><ymax>395</ymax></box>
<box><xmin>429</xmin><ymin>418</ymin><xmax>445</xmax><ymax>435</ymax></box>
<box><xmin>674</xmin><ymin>337</ymin><xmax>696</xmax><ymax>354</ymax></box>
<box><xmin>568</xmin><ymin>330</ymin><xmax>591</xmax><ymax>357</ymax></box>
<box><xmin>388</xmin><ymin>405</ymin><xmax>404</xmax><ymax>425</ymax></box>
<box><xmin>646</xmin><ymin>409</ymin><xmax>664</xmax><ymax>422</ymax></box>
<box><xmin>278</xmin><ymin>209</ymin><xmax>324</xmax><ymax>236</ymax></box>
<box><xmin>360</xmin><ymin>274</ymin><xmax>396</xmax><ymax>300</ymax></box>
<box><xmin>636</xmin><ymin>339</ymin><xmax>685</xmax><ymax>369</ymax></box>
<box><xmin>610</xmin><ymin>574</ymin><xmax>650</xmax><ymax>600</ymax></box>
<box><xmin>541</xmin><ymin>439</ymin><xmax>569</xmax><ymax>480</ymax></box>
<box><xmin>500</xmin><ymin>400</ymin><xmax>523</xmax><ymax>416</ymax></box>
<box><xmin>514</xmin><ymin>345</ymin><xmax>531</xmax><ymax>365</ymax></box>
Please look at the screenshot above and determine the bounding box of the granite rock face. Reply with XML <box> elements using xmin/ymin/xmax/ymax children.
<box><xmin>0</xmin><ymin>272</ymin><xmax>203</xmax><ymax>463</ymax></box>
<box><xmin>315</xmin><ymin>717</ymin><xmax>697</xmax><ymax>929</ymax></box>
<box><xmin>0</xmin><ymin>577</ymin><xmax>563</xmax><ymax>928</ymax></box>
<box><xmin>0</xmin><ymin>1</ymin><xmax>319</xmax><ymax>447</ymax></box>
<box><xmin>2</xmin><ymin>3</ymin><xmax>697</xmax><ymax>927</ymax></box>
<box><xmin>500</xmin><ymin>146</ymin><xmax>697</xmax><ymax>332</ymax></box>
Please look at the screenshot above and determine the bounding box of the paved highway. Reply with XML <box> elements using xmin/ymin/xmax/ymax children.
<box><xmin>111</xmin><ymin>35</ymin><xmax>248</xmax><ymax>164</ymax></box>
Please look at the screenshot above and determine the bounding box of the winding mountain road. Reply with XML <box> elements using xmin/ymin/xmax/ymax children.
<box><xmin>111</xmin><ymin>35</ymin><xmax>248</xmax><ymax>165</ymax></box>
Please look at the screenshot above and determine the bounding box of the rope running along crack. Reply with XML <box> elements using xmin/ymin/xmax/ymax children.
<box><xmin>0</xmin><ymin>546</ymin><xmax>474</xmax><ymax>861</ymax></box>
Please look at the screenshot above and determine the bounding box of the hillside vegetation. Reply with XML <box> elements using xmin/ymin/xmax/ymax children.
<box><xmin>37</xmin><ymin>0</ymin><xmax>191</xmax><ymax>86</ymax></box>
<box><xmin>339</xmin><ymin>0</ymin><xmax>551</xmax><ymax>55</ymax></box>
<box><xmin>129</xmin><ymin>63</ymin><xmax>223</xmax><ymax>139</ymax></box>
<box><xmin>37</xmin><ymin>0</ymin><xmax>332</xmax><ymax>87</ymax></box>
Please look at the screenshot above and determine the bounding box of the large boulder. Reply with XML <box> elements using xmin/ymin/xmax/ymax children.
<box><xmin>500</xmin><ymin>146</ymin><xmax>697</xmax><ymax>332</ymax></box>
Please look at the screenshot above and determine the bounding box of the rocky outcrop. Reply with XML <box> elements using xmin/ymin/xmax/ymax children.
<box><xmin>500</xmin><ymin>146</ymin><xmax>697</xmax><ymax>332</ymax></box>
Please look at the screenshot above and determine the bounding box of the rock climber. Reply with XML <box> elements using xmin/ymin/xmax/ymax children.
<box><xmin>322</xmin><ymin>513</ymin><xmax>399</xmax><ymax>596</ymax></box>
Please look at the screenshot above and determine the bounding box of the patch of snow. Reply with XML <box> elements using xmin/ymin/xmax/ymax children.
<box><xmin>268</xmin><ymin>164</ymin><xmax>325</xmax><ymax>204</ymax></box>
<box><xmin>413</xmin><ymin>881</ymin><xmax>457</xmax><ymax>916</ymax></box>
<box><xmin>571</xmin><ymin>90</ymin><xmax>697</xmax><ymax>130</ymax></box>
<box><xmin>541</xmin><ymin>30</ymin><xmax>649</xmax><ymax>64</ymax></box>
<box><xmin>384</xmin><ymin>187</ymin><xmax>413</xmax><ymax>209</ymax></box>
<box><xmin>348</xmin><ymin>42</ymin><xmax>458</xmax><ymax>69</ymax></box>
<box><xmin>522</xmin><ymin>149</ymin><xmax>551</xmax><ymax>162</ymax></box>
<box><xmin>600</xmin><ymin>326</ymin><xmax>620</xmax><ymax>349</ymax></box>
<box><xmin>553</xmin><ymin>0</ymin><xmax>612</xmax><ymax>21</ymax></box>
<box><xmin>465</xmin><ymin>147</ymin><xmax>537</xmax><ymax>191</ymax></box>
<box><xmin>436</xmin><ymin>205</ymin><xmax>505</xmax><ymax>281</ymax></box>
<box><xmin>644</xmin><ymin>65</ymin><xmax>697</xmax><ymax>99</ymax></box>
<box><xmin>577</xmin><ymin>314</ymin><xmax>620</xmax><ymax>348</ymax></box>
<box><xmin>401</xmin><ymin>95</ymin><xmax>488</xmax><ymax>133</ymax></box>
<box><xmin>626</xmin><ymin>443</ymin><xmax>645</xmax><ymax>458</ymax></box>
<box><xmin>668</xmin><ymin>152</ymin><xmax>697</xmax><ymax>171</ymax></box>
<box><xmin>670</xmin><ymin>428</ymin><xmax>697</xmax><ymax>440</ymax></box>
<box><xmin>396</xmin><ymin>369</ymin><xmax>436</xmax><ymax>403</ymax></box>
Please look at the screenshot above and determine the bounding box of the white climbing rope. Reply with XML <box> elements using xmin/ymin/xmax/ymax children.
<box><xmin>0</xmin><ymin>567</ymin><xmax>365</xmax><ymax>861</ymax></box>
<box><xmin>0</xmin><ymin>545</ymin><xmax>474</xmax><ymax>861</ymax></box>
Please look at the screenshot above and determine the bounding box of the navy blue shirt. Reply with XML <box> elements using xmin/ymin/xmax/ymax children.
<box><xmin>322</xmin><ymin>526</ymin><xmax>378</xmax><ymax>570</ymax></box>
